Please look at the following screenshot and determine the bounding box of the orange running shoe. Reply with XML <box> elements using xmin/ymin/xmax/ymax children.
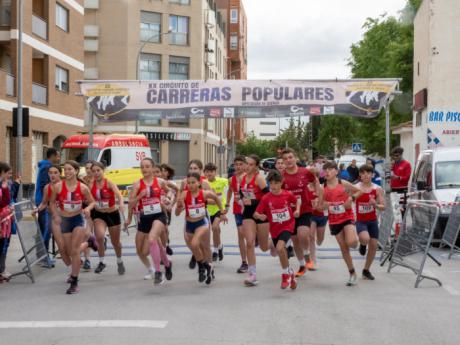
<box><xmin>306</xmin><ymin>259</ymin><xmax>317</xmax><ymax>271</ymax></box>
<box><xmin>290</xmin><ymin>272</ymin><xmax>297</xmax><ymax>290</ymax></box>
<box><xmin>295</xmin><ymin>265</ymin><xmax>307</xmax><ymax>277</ymax></box>
<box><xmin>281</xmin><ymin>273</ymin><xmax>290</xmax><ymax>289</ymax></box>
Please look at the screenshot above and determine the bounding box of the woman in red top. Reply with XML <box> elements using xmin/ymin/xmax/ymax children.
<box><xmin>90</xmin><ymin>162</ymin><xmax>126</xmax><ymax>275</ymax></box>
<box><xmin>238</xmin><ymin>154</ymin><xmax>272</xmax><ymax>287</ymax></box>
<box><xmin>176</xmin><ymin>172</ymin><xmax>225</xmax><ymax>284</ymax></box>
<box><xmin>126</xmin><ymin>158</ymin><xmax>178</xmax><ymax>286</ymax></box>
<box><xmin>226</xmin><ymin>155</ymin><xmax>248</xmax><ymax>274</ymax></box>
<box><xmin>49</xmin><ymin>160</ymin><xmax>96</xmax><ymax>294</ymax></box>
<box><xmin>321</xmin><ymin>161</ymin><xmax>362</xmax><ymax>286</ymax></box>
<box><xmin>0</xmin><ymin>162</ymin><xmax>13</xmax><ymax>282</ymax></box>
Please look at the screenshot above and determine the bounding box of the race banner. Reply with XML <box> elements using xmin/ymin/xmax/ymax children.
<box><xmin>78</xmin><ymin>79</ymin><xmax>400</xmax><ymax>122</ymax></box>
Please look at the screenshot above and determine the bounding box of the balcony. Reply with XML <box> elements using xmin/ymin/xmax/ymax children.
<box><xmin>84</xmin><ymin>25</ymin><xmax>99</xmax><ymax>37</ymax></box>
<box><xmin>32</xmin><ymin>82</ymin><xmax>47</xmax><ymax>105</ymax></box>
<box><xmin>84</xmin><ymin>67</ymin><xmax>99</xmax><ymax>79</ymax></box>
<box><xmin>84</xmin><ymin>0</ymin><xmax>99</xmax><ymax>9</ymax></box>
<box><xmin>0</xmin><ymin>0</ymin><xmax>11</xmax><ymax>26</ymax></box>
<box><xmin>32</xmin><ymin>14</ymin><xmax>47</xmax><ymax>40</ymax></box>
<box><xmin>6</xmin><ymin>72</ymin><xmax>14</xmax><ymax>96</ymax></box>
<box><xmin>84</xmin><ymin>39</ymin><xmax>99</xmax><ymax>52</ymax></box>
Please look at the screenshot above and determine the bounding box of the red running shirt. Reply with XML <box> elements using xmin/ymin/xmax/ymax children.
<box><xmin>256</xmin><ymin>190</ymin><xmax>297</xmax><ymax>238</ymax></box>
<box><xmin>137</xmin><ymin>178</ymin><xmax>162</xmax><ymax>215</ymax></box>
<box><xmin>241</xmin><ymin>173</ymin><xmax>263</xmax><ymax>202</ymax></box>
<box><xmin>58</xmin><ymin>181</ymin><xmax>83</xmax><ymax>212</ymax></box>
<box><xmin>355</xmin><ymin>182</ymin><xmax>379</xmax><ymax>222</ymax></box>
<box><xmin>323</xmin><ymin>182</ymin><xmax>354</xmax><ymax>225</ymax></box>
<box><xmin>230</xmin><ymin>175</ymin><xmax>243</xmax><ymax>215</ymax></box>
<box><xmin>306</xmin><ymin>187</ymin><xmax>324</xmax><ymax>217</ymax></box>
<box><xmin>185</xmin><ymin>189</ymin><xmax>207</xmax><ymax>219</ymax></box>
<box><xmin>91</xmin><ymin>179</ymin><xmax>115</xmax><ymax>209</ymax></box>
<box><xmin>282</xmin><ymin>168</ymin><xmax>316</xmax><ymax>214</ymax></box>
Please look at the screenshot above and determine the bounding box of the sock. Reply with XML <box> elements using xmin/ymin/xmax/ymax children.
<box><xmin>298</xmin><ymin>258</ymin><xmax>306</xmax><ymax>267</ymax></box>
<box><xmin>282</xmin><ymin>267</ymin><xmax>289</xmax><ymax>274</ymax></box>
<box><xmin>71</xmin><ymin>275</ymin><xmax>78</xmax><ymax>284</ymax></box>
<box><xmin>304</xmin><ymin>250</ymin><xmax>310</xmax><ymax>255</ymax></box>
<box><xmin>149</xmin><ymin>241</ymin><xmax>161</xmax><ymax>272</ymax></box>
<box><xmin>159</xmin><ymin>245</ymin><xmax>170</xmax><ymax>267</ymax></box>
<box><xmin>116</xmin><ymin>257</ymin><xmax>123</xmax><ymax>264</ymax></box>
<box><xmin>213</xmin><ymin>247</ymin><xmax>218</xmax><ymax>253</ymax></box>
<box><xmin>218</xmin><ymin>244</ymin><xmax>223</xmax><ymax>250</ymax></box>
<box><xmin>99</xmin><ymin>256</ymin><xmax>104</xmax><ymax>264</ymax></box>
<box><xmin>249</xmin><ymin>265</ymin><xmax>256</xmax><ymax>275</ymax></box>
<box><xmin>149</xmin><ymin>266</ymin><xmax>155</xmax><ymax>273</ymax></box>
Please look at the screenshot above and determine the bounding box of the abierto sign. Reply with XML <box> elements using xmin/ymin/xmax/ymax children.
<box><xmin>79</xmin><ymin>79</ymin><xmax>400</xmax><ymax>122</ymax></box>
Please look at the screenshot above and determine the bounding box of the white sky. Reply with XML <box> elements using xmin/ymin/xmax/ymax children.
<box><xmin>243</xmin><ymin>0</ymin><xmax>407</xmax><ymax>80</ymax></box>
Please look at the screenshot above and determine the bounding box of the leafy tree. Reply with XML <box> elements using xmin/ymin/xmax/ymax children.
<box><xmin>236</xmin><ymin>133</ymin><xmax>274</xmax><ymax>159</ymax></box>
<box><xmin>314</xmin><ymin>116</ymin><xmax>357</xmax><ymax>157</ymax></box>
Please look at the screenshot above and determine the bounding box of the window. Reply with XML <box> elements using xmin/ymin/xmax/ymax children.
<box><xmin>230</xmin><ymin>8</ymin><xmax>238</xmax><ymax>23</ymax></box>
<box><xmin>169</xmin><ymin>15</ymin><xmax>189</xmax><ymax>45</ymax></box>
<box><xmin>140</xmin><ymin>11</ymin><xmax>161</xmax><ymax>42</ymax></box>
<box><xmin>169</xmin><ymin>0</ymin><xmax>190</xmax><ymax>4</ymax></box>
<box><xmin>55</xmin><ymin>66</ymin><xmax>69</xmax><ymax>92</ymax></box>
<box><xmin>260</xmin><ymin>121</ymin><xmax>277</xmax><ymax>125</ymax></box>
<box><xmin>56</xmin><ymin>3</ymin><xmax>69</xmax><ymax>32</ymax></box>
<box><xmin>169</xmin><ymin>56</ymin><xmax>189</xmax><ymax>80</ymax></box>
<box><xmin>435</xmin><ymin>161</ymin><xmax>460</xmax><ymax>189</ymax></box>
<box><xmin>101</xmin><ymin>149</ymin><xmax>112</xmax><ymax>167</ymax></box>
<box><xmin>140</xmin><ymin>53</ymin><xmax>161</xmax><ymax>80</ymax></box>
<box><xmin>416</xmin><ymin>111</ymin><xmax>422</xmax><ymax>127</ymax></box>
<box><xmin>230</xmin><ymin>34</ymin><xmax>238</xmax><ymax>50</ymax></box>
<box><xmin>260</xmin><ymin>133</ymin><xmax>276</xmax><ymax>137</ymax></box>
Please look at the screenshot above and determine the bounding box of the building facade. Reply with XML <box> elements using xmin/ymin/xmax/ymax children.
<box><xmin>0</xmin><ymin>0</ymin><xmax>85</xmax><ymax>184</ymax></box>
<box><xmin>412</xmin><ymin>0</ymin><xmax>460</xmax><ymax>161</ymax></box>
<box><xmin>84</xmin><ymin>0</ymin><xmax>228</xmax><ymax>177</ymax></box>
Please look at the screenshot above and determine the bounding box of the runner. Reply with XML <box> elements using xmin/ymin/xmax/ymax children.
<box><xmin>160</xmin><ymin>164</ymin><xmax>177</xmax><ymax>256</ymax></box>
<box><xmin>90</xmin><ymin>162</ymin><xmax>126</xmax><ymax>275</ymax></box>
<box><xmin>125</xmin><ymin>158</ymin><xmax>178</xmax><ymax>285</ymax></box>
<box><xmin>175</xmin><ymin>172</ymin><xmax>226</xmax><ymax>284</ymax></box>
<box><xmin>320</xmin><ymin>161</ymin><xmax>362</xmax><ymax>286</ymax></box>
<box><xmin>307</xmin><ymin>179</ymin><xmax>327</xmax><ymax>270</ymax></box>
<box><xmin>281</xmin><ymin>148</ymin><xmax>320</xmax><ymax>278</ymax></box>
<box><xmin>355</xmin><ymin>164</ymin><xmax>385</xmax><ymax>280</ymax></box>
<box><xmin>254</xmin><ymin>170</ymin><xmax>300</xmax><ymax>290</ymax></box>
<box><xmin>49</xmin><ymin>160</ymin><xmax>97</xmax><ymax>294</ymax></box>
<box><xmin>226</xmin><ymin>155</ymin><xmax>248</xmax><ymax>273</ymax></box>
<box><xmin>81</xmin><ymin>160</ymin><xmax>95</xmax><ymax>271</ymax></box>
<box><xmin>33</xmin><ymin>165</ymin><xmax>71</xmax><ymax>271</ymax></box>
<box><xmin>239</xmin><ymin>154</ymin><xmax>273</xmax><ymax>286</ymax></box>
<box><xmin>204</xmin><ymin>163</ymin><xmax>228</xmax><ymax>262</ymax></box>
<box><xmin>275</xmin><ymin>157</ymin><xmax>285</xmax><ymax>174</ymax></box>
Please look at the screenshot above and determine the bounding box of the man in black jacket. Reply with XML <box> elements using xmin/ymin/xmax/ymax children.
<box><xmin>346</xmin><ymin>159</ymin><xmax>359</xmax><ymax>183</ymax></box>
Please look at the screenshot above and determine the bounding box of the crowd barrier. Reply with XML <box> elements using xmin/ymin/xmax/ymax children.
<box><xmin>440</xmin><ymin>204</ymin><xmax>460</xmax><ymax>259</ymax></box>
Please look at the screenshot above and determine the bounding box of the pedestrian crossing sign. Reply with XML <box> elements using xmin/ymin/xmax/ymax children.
<box><xmin>352</xmin><ymin>143</ymin><xmax>362</xmax><ymax>153</ymax></box>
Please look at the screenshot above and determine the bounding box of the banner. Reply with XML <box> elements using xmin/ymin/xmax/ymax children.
<box><xmin>79</xmin><ymin>79</ymin><xmax>400</xmax><ymax>122</ymax></box>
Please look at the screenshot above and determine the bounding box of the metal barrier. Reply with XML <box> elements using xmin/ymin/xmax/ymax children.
<box><xmin>378</xmin><ymin>194</ymin><xmax>395</xmax><ymax>263</ymax></box>
<box><xmin>9</xmin><ymin>200</ymin><xmax>50</xmax><ymax>283</ymax></box>
<box><xmin>388</xmin><ymin>200</ymin><xmax>441</xmax><ymax>288</ymax></box>
<box><xmin>440</xmin><ymin>204</ymin><xmax>460</xmax><ymax>259</ymax></box>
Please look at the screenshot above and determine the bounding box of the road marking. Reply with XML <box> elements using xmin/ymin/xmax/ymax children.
<box><xmin>0</xmin><ymin>320</ymin><xmax>168</xmax><ymax>329</ymax></box>
<box><xmin>443</xmin><ymin>285</ymin><xmax>460</xmax><ymax>296</ymax></box>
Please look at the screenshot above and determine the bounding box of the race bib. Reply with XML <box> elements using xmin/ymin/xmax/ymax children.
<box><xmin>97</xmin><ymin>200</ymin><xmax>110</xmax><ymax>209</ymax></box>
<box><xmin>63</xmin><ymin>202</ymin><xmax>82</xmax><ymax>212</ymax></box>
<box><xmin>242</xmin><ymin>190</ymin><xmax>256</xmax><ymax>200</ymax></box>
<box><xmin>189</xmin><ymin>205</ymin><xmax>206</xmax><ymax>219</ymax></box>
<box><xmin>329</xmin><ymin>204</ymin><xmax>345</xmax><ymax>215</ymax></box>
<box><xmin>358</xmin><ymin>204</ymin><xmax>374</xmax><ymax>214</ymax></box>
<box><xmin>142</xmin><ymin>198</ymin><xmax>162</xmax><ymax>215</ymax></box>
<box><xmin>272</xmin><ymin>208</ymin><xmax>291</xmax><ymax>223</ymax></box>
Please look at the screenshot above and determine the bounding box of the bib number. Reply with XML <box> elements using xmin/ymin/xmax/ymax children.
<box><xmin>97</xmin><ymin>200</ymin><xmax>110</xmax><ymax>209</ymax></box>
<box><xmin>242</xmin><ymin>191</ymin><xmax>256</xmax><ymax>200</ymax></box>
<box><xmin>142</xmin><ymin>198</ymin><xmax>161</xmax><ymax>215</ymax></box>
<box><xmin>63</xmin><ymin>202</ymin><xmax>82</xmax><ymax>212</ymax></box>
<box><xmin>329</xmin><ymin>204</ymin><xmax>345</xmax><ymax>215</ymax></box>
<box><xmin>358</xmin><ymin>204</ymin><xmax>374</xmax><ymax>214</ymax></box>
<box><xmin>272</xmin><ymin>209</ymin><xmax>290</xmax><ymax>223</ymax></box>
<box><xmin>189</xmin><ymin>206</ymin><xmax>206</xmax><ymax>219</ymax></box>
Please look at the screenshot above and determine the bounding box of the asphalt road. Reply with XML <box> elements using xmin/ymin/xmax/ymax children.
<box><xmin>1</xmin><ymin>210</ymin><xmax>460</xmax><ymax>345</ymax></box>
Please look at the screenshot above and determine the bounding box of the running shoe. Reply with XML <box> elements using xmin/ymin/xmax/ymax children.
<box><xmin>65</xmin><ymin>275</ymin><xmax>72</xmax><ymax>284</ymax></box>
<box><xmin>198</xmin><ymin>265</ymin><xmax>206</xmax><ymax>283</ymax></box>
<box><xmin>281</xmin><ymin>274</ymin><xmax>290</xmax><ymax>289</ymax></box>
<box><xmin>212</xmin><ymin>251</ymin><xmax>218</xmax><ymax>262</ymax></box>
<box><xmin>165</xmin><ymin>262</ymin><xmax>173</xmax><ymax>281</ymax></box>
<box><xmin>295</xmin><ymin>266</ymin><xmax>307</xmax><ymax>277</ymax></box>
<box><xmin>41</xmin><ymin>257</ymin><xmax>55</xmax><ymax>268</ymax></box>
<box><xmin>304</xmin><ymin>252</ymin><xmax>310</xmax><ymax>262</ymax></box>
<box><xmin>66</xmin><ymin>280</ymin><xmax>79</xmax><ymax>295</ymax></box>
<box><xmin>218</xmin><ymin>245</ymin><xmax>224</xmax><ymax>261</ymax></box>
<box><xmin>290</xmin><ymin>270</ymin><xmax>297</xmax><ymax>290</ymax></box>
<box><xmin>306</xmin><ymin>259</ymin><xmax>317</xmax><ymax>271</ymax></box>
<box><xmin>346</xmin><ymin>274</ymin><xmax>358</xmax><ymax>286</ymax></box>
<box><xmin>362</xmin><ymin>269</ymin><xmax>375</xmax><ymax>280</ymax></box>
<box><xmin>359</xmin><ymin>244</ymin><xmax>367</xmax><ymax>256</ymax></box>
<box><xmin>189</xmin><ymin>255</ymin><xmax>196</xmax><ymax>269</ymax></box>
<box><xmin>287</xmin><ymin>245</ymin><xmax>295</xmax><ymax>259</ymax></box>
<box><xmin>117</xmin><ymin>262</ymin><xmax>126</xmax><ymax>275</ymax></box>
<box><xmin>205</xmin><ymin>268</ymin><xmax>214</xmax><ymax>285</ymax></box>
<box><xmin>94</xmin><ymin>262</ymin><xmax>106</xmax><ymax>274</ymax></box>
<box><xmin>83</xmin><ymin>259</ymin><xmax>91</xmax><ymax>271</ymax></box>
<box><xmin>87</xmin><ymin>235</ymin><xmax>99</xmax><ymax>252</ymax></box>
<box><xmin>154</xmin><ymin>271</ymin><xmax>164</xmax><ymax>285</ymax></box>
<box><xmin>236</xmin><ymin>262</ymin><xmax>248</xmax><ymax>274</ymax></box>
<box><xmin>244</xmin><ymin>273</ymin><xmax>258</xmax><ymax>287</ymax></box>
<box><xmin>166</xmin><ymin>245</ymin><xmax>173</xmax><ymax>256</ymax></box>
<box><xmin>144</xmin><ymin>270</ymin><xmax>154</xmax><ymax>280</ymax></box>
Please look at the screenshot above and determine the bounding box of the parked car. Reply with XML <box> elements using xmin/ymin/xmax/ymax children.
<box><xmin>408</xmin><ymin>147</ymin><xmax>460</xmax><ymax>239</ymax></box>
<box><xmin>337</xmin><ymin>155</ymin><xmax>367</xmax><ymax>168</ymax></box>
<box><xmin>261</xmin><ymin>157</ymin><xmax>277</xmax><ymax>171</ymax></box>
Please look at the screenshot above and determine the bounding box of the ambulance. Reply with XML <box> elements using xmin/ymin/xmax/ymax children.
<box><xmin>61</xmin><ymin>134</ymin><xmax>152</xmax><ymax>195</ymax></box>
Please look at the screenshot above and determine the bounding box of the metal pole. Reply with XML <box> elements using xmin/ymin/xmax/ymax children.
<box><xmin>385</xmin><ymin>99</ymin><xmax>391</xmax><ymax>192</ymax></box>
<box><xmin>88</xmin><ymin>109</ymin><xmax>94</xmax><ymax>160</ymax></box>
<box><xmin>16</xmin><ymin>0</ymin><xmax>23</xmax><ymax>200</ymax></box>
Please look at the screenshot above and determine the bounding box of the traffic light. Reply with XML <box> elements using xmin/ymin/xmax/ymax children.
<box><xmin>12</xmin><ymin>107</ymin><xmax>29</xmax><ymax>137</ymax></box>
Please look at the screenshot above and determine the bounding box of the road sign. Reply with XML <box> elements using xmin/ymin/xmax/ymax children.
<box><xmin>352</xmin><ymin>143</ymin><xmax>362</xmax><ymax>153</ymax></box>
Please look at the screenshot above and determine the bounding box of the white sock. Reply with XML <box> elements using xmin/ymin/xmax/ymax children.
<box><xmin>99</xmin><ymin>256</ymin><xmax>104</xmax><ymax>264</ymax></box>
<box><xmin>213</xmin><ymin>247</ymin><xmax>218</xmax><ymax>253</ymax></box>
<box><xmin>298</xmin><ymin>258</ymin><xmax>306</xmax><ymax>266</ymax></box>
<box><xmin>282</xmin><ymin>267</ymin><xmax>289</xmax><ymax>274</ymax></box>
<box><xmin>304</xmin><ymin>250</ymin><xmax>310</xmax><ymax>256</ymax></box>
<box><xmin>116</xmin><ymin>257</ymin><xmax>123</xmax><ymax>264</ymax></box>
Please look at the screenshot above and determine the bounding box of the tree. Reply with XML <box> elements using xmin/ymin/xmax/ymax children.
<box><xmin>314</xmin><ymin>116</ymin><xmax>357</xmax><ymax>157</ymax></box>
<box><xmin>236</xmin><ymin>133</ymin><xmax>274</xmax><ymax>159</ymax></box>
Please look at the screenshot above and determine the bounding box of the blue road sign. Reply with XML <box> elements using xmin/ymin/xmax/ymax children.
<box><xmin>352</xmin><ymin>143</ymin><xmax>362</xmax><ymax>153</ymax></box>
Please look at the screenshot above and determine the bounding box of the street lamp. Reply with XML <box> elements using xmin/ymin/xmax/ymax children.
<box><xmin>134</xmin><ymin>30</ymin><xmax>172</xmax><ymax>133</ymax></box>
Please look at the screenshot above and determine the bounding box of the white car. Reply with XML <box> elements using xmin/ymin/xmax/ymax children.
<box><xmin>337</xmin><ymin>155</ymin><xmax>367</xmax><ymax>169</ymax></box>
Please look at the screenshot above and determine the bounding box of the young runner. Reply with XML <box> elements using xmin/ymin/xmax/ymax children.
<box><xmin>175</xmin><ymin>172</ymin><xmax>226</xmax><ymax>284</ymax></box>
<box><xmin>306</xmin><ymin>180</ymin><xmax>327</xmax><ymax>270</ymax></box>
<box><xmin>204</xmin><ymin>163</ymin><xmax>228</xmax><ymax>262</ymax></box>
<box><xmin>275</xmin><ymin>157</ymin><xmax>285</xmax><ymax>174</ymax></box>
<box><xmin>281</xmin><ymin>148</ymin><xmax>320</xmax><ymax>278</ymax></box>
<box><xmin>226</xmin><ymin>155</ymin><xmax>248</xmax><ymax>273</ymax></box>
<box><xmin>81</xmin><ymin>161</ymin><xmax>95</xmax><ymax>271</ymax></box>
<box><xmin>125</xmin><ymin>158</ymin><xmax>178</xmax><ymax>285</ymax></box>
<box><xmin>355</xmin><ymin>164</ymin><xmax>385</xmax><ymax>280</ymax></box>
<box><xmin>239</xmin><ymin>154</ymin><xmax>273</xmax><ymax>286</ymax></box>
<box><xmin>49</xmin><ymin>160</ymin><xmax>97</xmax><ymax>294</ymax></box>
<box><xmin>160</xmin><ymin>164</ymin><xmax>176</xmax><ymax>256</ymax></box>
<box><xmin>90</xmin><ymin>162</ymin><xmax>126</xmax><ymax>275</ymax></box>
<box><xmin>320</xmin><ymin>161</ymin><xmax>362</xmax><ymax>286</ymax></box>
<box><xmin>254</xmin><ymin>170</ymin><xmax>300</xmax><ymax>290</ymax></box>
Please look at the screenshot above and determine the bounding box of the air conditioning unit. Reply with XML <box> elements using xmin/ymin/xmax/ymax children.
<box><xmin>206</xmin><ymin>38</ymin><xmax>216</xmax><ymax>53</ymax></box>
<box><xmin>206</xmin><ymin>9</ymin><xmax>216</xmax><ymax>28</ymax></box>
<box><xmin>206</xmin><ymin>51</ymin><xmax>216</xmax><ymax>66</ymax></box>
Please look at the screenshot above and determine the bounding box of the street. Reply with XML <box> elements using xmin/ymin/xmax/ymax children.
<box><xmin>1</xmin><ymin>212</ymin><xmax>460</xmax><ymax>345</ymax></box>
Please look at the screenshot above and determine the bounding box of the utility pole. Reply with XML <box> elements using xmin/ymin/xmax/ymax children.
<box><xmin>16</xmin><ymin>0</ymin><xmax>23</xmax><ymax>199</ymax></box>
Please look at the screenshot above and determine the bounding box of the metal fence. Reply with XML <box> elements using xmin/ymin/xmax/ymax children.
<box><xmin>440</xmin><ymin>204</ymin><xmax>460</xmax><ymax>259</ymax></box>
<box><xmin>378</xmin><ymin>194</ymin><xmax>395</xmax><ymax>263</ymax></box>
<box><xmin>388</xmin><ymin>200</ymin><xmax>441</xmax><ymax>288</ymax></box>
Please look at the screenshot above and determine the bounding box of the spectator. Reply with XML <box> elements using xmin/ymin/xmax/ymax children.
<box><xmin>0</xmin><ymin>162</ymin><xmax>13</xmax><ymax>282</ymax></box>
<box><xmin>366</xmin><ymin>158</ymin><xmax>382</xmax><ymax>186</ymax></box>
<box><xmin>346</xmin><ymin>159</ymin><xmax>359</xmax><ymax>183</ymax></box>
<box><xmin>390</xmin><ymin>147</ymin><xmax>412</xmax><ymax>193</ymax></box>
<box><xmin>34</xmin><ymin>148</ymin><xmax>60</xmax><ymax>264</ymax></box>
<box><xmin>338</xmin><ymin>163</ymin><xmax>350</xmax><ymax>181</ymax></box>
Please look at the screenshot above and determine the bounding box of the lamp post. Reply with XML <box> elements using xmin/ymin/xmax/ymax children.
<box><xmin>135</xmin><ymin>30</ymin><xmax>171</xmax><ymax>134</ymax></box>
<box><xmin>15</xmin><ymin>0</ymin><xmax>23</xmax><ymax>200</ymax></box>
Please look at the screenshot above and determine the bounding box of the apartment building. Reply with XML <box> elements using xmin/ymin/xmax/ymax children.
<box><xmin>0</xmin><ymin>0</ymin><xmax>85</xmax><ymax>184</ymax></box>
<box><xmin>84</xmin><ymin>0</ymin><xmax>228</xmax><ymax>177</ymax></box>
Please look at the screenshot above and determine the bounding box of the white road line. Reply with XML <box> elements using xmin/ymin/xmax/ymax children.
<box><xmin>0</xmin><ymin>320</ymin><xmax>168</xmax><ymax>329</ymax></box>
<box><xmin>443</xmin><ymin>285</ymin><xmax>460</xmax><ymax>296</ymax></box>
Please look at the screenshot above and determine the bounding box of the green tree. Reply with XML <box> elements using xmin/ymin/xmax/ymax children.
<box><xmin>236</xmin><ymin>133</ymin><xmax>274</xmax><ymax>159</ymax></box>
<box><xmin>314</xmin><ymin>116</ymin><xmax>357</xmax><ymax>157</ymax></box>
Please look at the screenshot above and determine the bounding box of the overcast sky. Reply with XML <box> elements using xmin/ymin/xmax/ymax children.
<box><xmin>243</xmin><ymin>0</ymin><xmax>407</xmax><ymax>80</ymax></box>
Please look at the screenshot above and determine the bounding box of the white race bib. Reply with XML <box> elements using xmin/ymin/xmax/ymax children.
<box><xmin>97</xmin><ymin>200</ymin><xmax>110</xmax><ymax>209</ymax></box>
<box><xmin>242</xmin><ymin>190</ymin><xmax>256</xmax><ymax>200</ymax></box>
<box><xmin>329</xmin><ymin>204</ymin><xmax>345</xmax><ymax>215</ymax></box>
<box><xmin>142</xmin><ymin>198</ymin><xmax>162</xmax><ymax>215</ymax></box>
<box><xmin>63</xmin><ymin>202</ymin><xmax>82</xmax><ymax>212</ymax></box>
<box><xmin>189</xmin><ymin>206</ymin><xmax>206</xmax><ymax>219</ymax></box>
<box><xmin>271</xmin><ymin>209</ymin><xmax>291</xmax><ymax>223</ymax></box>
<box><xmin>358</xmin><ymin>204</ymin><xmax>374</xmax><ymax>214</ymax></box>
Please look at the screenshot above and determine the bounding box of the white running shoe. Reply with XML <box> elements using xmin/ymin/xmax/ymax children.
<box><xmin>346</xmin><ymin>274</ymin><xmax>358</xmax><ymax>286</ymax></box>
